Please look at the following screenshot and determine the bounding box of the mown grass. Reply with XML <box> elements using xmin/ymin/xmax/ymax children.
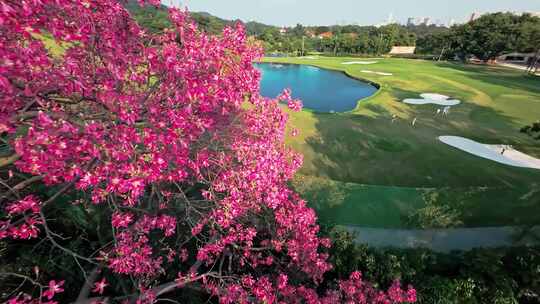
<box><xmin>264</xmin><ymin>56</ymin><xmax>540</xmax><ymax>228</ymax></box>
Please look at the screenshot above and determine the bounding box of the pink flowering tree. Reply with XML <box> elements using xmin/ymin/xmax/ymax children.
<box><xmin>0</xmin><ymin>1</ymin><xmax>416</xmax><ymax>303</ymax></box>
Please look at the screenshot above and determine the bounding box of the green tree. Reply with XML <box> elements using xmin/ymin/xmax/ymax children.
<box><xmin>449</xmin><ymin>13</ymin><xmax>522</xmax><ymax>61</ymax></box>
<box><xmin>416</xmin><ymin>32</ymin><xmax>452</xmax><ymax>58</ymax></box>
<box><xmin>290</xmin><ymin>23</ymin><xmax>306</xmax><ymax>37</ymax></box>
<box><xmin>517</xmin><ymin>15</ymin><xmax>540</xmax><ymax>73</ymax></box>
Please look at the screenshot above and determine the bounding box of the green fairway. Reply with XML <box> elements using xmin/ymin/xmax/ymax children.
<box><xmin>263</xmin><ymin>56</ymin><xmax>540</xmax><ymax>228</ymax></box>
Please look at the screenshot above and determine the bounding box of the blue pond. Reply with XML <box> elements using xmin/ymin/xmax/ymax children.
<box><xmin>255</xmin><ymin>63</ymin><xmax>378</xmax><ymax>112</ymax></box>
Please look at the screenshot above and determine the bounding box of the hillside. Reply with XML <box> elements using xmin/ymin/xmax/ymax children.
<box><xmin>124</xmin><ymin>1</ymin><xmax>277</xmax><ymax>35</ymax></box>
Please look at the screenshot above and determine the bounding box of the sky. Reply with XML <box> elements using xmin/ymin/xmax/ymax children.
<box><xmin>162</xmin><ymin>0</ymin><xmax>540</xmax><ymax>27</ymax></box>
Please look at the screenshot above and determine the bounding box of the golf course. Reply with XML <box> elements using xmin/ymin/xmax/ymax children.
<box><xmin>262</xmin><ymin>56</ymin><xmax>540</xmax><ymax>229</ymax></box>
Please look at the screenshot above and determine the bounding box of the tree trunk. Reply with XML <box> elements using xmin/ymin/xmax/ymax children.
<box><xmin>301</xmin><ymin>36</ymin><xmax>305</xmax><ymax>56</ymax></box>
<box><xmin>529</xmin><ymin>48</ymin><xmax>540</xmax><ymax>75</ymax></box>
<box><xmin>437</xmin><ymin>45</ymin><xmax>446</xmax><ymax>61</ymax></box>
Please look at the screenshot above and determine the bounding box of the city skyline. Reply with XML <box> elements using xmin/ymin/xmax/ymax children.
<box><xmin>162</xmin><ymin>0</ymin><xmax>540</xmax><ymax>27</ymax></box>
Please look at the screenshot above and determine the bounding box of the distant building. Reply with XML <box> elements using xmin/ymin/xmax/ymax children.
<box><xmin>389</xmin><ymin>46</ymin><xmax>416</xmax><ymax>55</ymax></box>
<box><xmin>469</xmin><ymin>12</ymin><xmax>482</xmax><ymax>22</ymax></box>
<box><xmin>434</xmin><ymin>19</ymin><xmax>446</xmax><ymax>27</ymax></box>
<box><xmin>279</xmin><ymin>27</ymin><xmax>287</xmax><ymax>35</ymax></box>
<box><xmin>529</xmin><ymin>12</ymin><xmax>540</xmax><ymax>18</ymax></box>
<box><xmin>407</xmin><ymin>16</ymin><xmax>439</xmax><ymax>26</ymax></box>
<box><xmin>317</xmin><ymin>32</ymin><xmax>333</xmax><ymax>39</ymax></box>
<box><xmin>448</xmin><ymin>19</ymin><xmax>456</xmax><ymax>27</ymax></box>
<box><xmin>305</xmin><ymin>30</ymin><xmax>316</xmax><ymax>38</ymax></box>
<box><xmin>376</xmin><ymin>12</ymin><xmax>397</xmax><ymax>27</ymax></box>
<box><xmin>387</xmin><ymin>12</ymin><xmax>395</xmax><ymax>24</ymax></box>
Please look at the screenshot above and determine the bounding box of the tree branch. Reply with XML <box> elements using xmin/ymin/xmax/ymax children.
<box><xmin>75</xmin><ymin>266</ymin><xmax>102</xmax><ymax>303</ymax></box>
<box><xmin>0</xmin><ymin>154</ymin><xmax>20</xmax><ymax>168</ymax></box>
<box><xmin>0</xmin><ymin>175</ymin><xmax>44</xmax><ymax>201</ymax></box>
<box><xmin>39</xmin><ymin>210</ymin><xmax>98</xmax><ymax>264</ymax></box>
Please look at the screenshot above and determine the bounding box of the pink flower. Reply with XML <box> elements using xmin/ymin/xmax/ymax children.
<box><xmin>287</xmin><ymin>99</ymin><xmax>303</xmax><ymax>111</ymax></box>
<box><xmin>92</xmin><ymin>278</ymin><xmax>108</xmax><ymax>295</ymax></box>
<box><xmin>407</xmin><ymin>287</ymin><xmax>417</xmax><ymax>302</ymax></box>
<box><xmin>0</xmin><ymin>2</ymin><xmax>415</xmax><ymax>302</ymax></box>
<box><xmin>277</xmin><ymin>274</ymin><xmax>288</xmax><ymax>290</ymax></box>
<box><xmin>6</xmin><ymin>195</ymin><xmax>41</xmax><ymax>215</ymax></box>
<box><xmin>111</xmin><ymin>212</ymin><xmax>134</xmax><ymax>229</ymax></box>
<box><xmin>43</xmin><ymin>280</ymin><xmax>64</xmax><ymax>300</ymax></box>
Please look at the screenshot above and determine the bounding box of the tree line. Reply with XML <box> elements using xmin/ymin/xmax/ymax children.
<box><xmin>417</xmin><ymin>12</ymin><xmax>540</xmax><ymax>66</ymax></box>
<box><xmin>127</xmin><ymin>3</ymin><xmax>431</xmax><ymax>56</ymax></box>
<box><xmin>128</xmin><ymin>3</ymin><xmax>540</xmax><ymax>67</ymax></box>
<box><xmin>257</xmin><ymin>23</ymin><xmax>417</xmax><ymax>56</ymax></box>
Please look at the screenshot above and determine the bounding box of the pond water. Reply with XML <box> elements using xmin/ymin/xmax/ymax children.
<box><xmin>255</xmin><ymin>63</ymin><xmax>378</xmax><ymax>112</ymax></box>
<box><xmin>346</xmin><ymin>226</ymin><xmax>540</xmax><ymax>252</ymax></box>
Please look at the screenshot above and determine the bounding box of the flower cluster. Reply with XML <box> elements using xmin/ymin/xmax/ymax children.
<box><xmin>212</xmin><ymin>271</ymin><xmax>415</xmax><ymax>304</ymax></box>
<box><xmin>0</xmin><ymin>195</ymin><xmax>42</xmax><ymax>240</ymax></box>
<box><xmin>0</xmin><ymin>1</ymin><xmax>415</xmax><ymax>302</ymax></box>
<box><xmin>322</xmin><ymin>272</ymin><xmax>417</xmax><ymax>304</ymax></box>
<box><xmin>279</xmin><ymin>89</ymin><xmax>303</xmax><ymax>111</ymax></box>
<box><xmin>107</xmin><ymin>214</ymin><xmax>177</xmax><ymax>276</ymax></box>
<box><xmin>7</xmin><ymin>280</ymin><xmax>64</xmax><ymax>304</ymax></box>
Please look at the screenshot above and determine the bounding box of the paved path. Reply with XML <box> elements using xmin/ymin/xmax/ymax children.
<box><xmin>497</xmin><ymin>62</ymin><xmax>540</xmax><ymax>76</ymax></box>
<box><xmin>346</xmin><ymin>226</ymin><xmax>540</xmax><ymax>252</ymax></box>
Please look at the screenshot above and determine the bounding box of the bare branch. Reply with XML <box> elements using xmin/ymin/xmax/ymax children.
<box><xmin>0</xmin><ymin>175</ymin><xmax>44</xmax><ymax>201</ymax></box>
<box><xmin>39</xmin><ymin>210</ymin><xmax>98</xmax><ymax>265</ymax></box>
<box><xmin>76</xmin><ymin>266</ymin><xmax>103</xmax><ymax>303</ymax></box>
<box><xmin>0</xmin><ymin>154</ymin><xmax>20</xmax><ymax>168</ymax></box>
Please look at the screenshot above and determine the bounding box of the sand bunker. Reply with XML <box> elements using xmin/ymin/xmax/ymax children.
<box><xmin>361</xmin><ymin>70</ymin><xmax>393</xmax><ymax>76</ymax></box>
<box><xmin>299</xmin><ymin>56</ymin><xmax>317</xmax><ymax>59</ymax></box>
<box><xmin>420</xmin><ymin>93</ymin><xmax>449</xmax><ymax>101</ymax></box>
<box><xmin>404</xmin><ymin>98</ymin><xmax>461</xmax><ymax>106</ymax></box>
<box><xmin>403</xmin><ymin>93</ymin><xmax>461</xmax><ymax>106</ymax></box>
<box><xmin>342</xmin><ymin>61</ymin><xmax>378</xmax><ymax>65</ymax></box>
<box><xmin>439</xmin><ymin>136</ymin><xmax>540</xmax><ymax>170</ymax></box>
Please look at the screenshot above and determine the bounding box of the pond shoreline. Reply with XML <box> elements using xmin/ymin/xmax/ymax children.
<box><xmin>257</xmin><ymin>61</ymin><xmax>382</xmax><ymax>89</ymax></box>
<box><xmin>256</xmin><ymin>61</ymin><xmax>381</xmax><ymax>114</ymax></box>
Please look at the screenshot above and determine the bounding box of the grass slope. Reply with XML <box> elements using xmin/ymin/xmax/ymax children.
<box><xmin>264</xmin><ymin>57</ymin><xmax>540</xmax><ymax>228</ymax></box>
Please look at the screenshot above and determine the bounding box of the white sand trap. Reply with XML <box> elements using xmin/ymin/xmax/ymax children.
<box><xmin>403</xmin><ymin>93</ymin><xmax>461</xmax><ymax>106</ymax></box>
<box><xmin>299</xmin><ymin>56</ymin><xmax>317</xmax><ymax>59</ymax></box>
<box><xmin>420</xmin><ymin>93</ymin><xmax>449</xmax><ymax>101</ymax></box>
<box><xmin>439</xmin><ymin>136</ymin><xmax>540</xmax><ymax>170</ymax></box>
<box><xmin>361</xmin><ymin>70</ymin><xmax>393</xmax><ymax>76</ymax></box>
<box><xmin>404</xmin><ymin>98</ymin><xmax>461</xmax><ymax>106</ymax></box>
<box><xmin>342</xmin><ymin>61</ymin><xmax>378</xmax><ymax>65</ymax></box>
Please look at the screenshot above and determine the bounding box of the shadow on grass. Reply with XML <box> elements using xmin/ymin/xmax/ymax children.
<box><xmin>291</xmin><ymin>175</ymin><xmax>427</xmax><ymax>228</ymax></box>
<box><xmin>303</xmin><ymin>100</ymin><xmax>539</xmax><ymax>188</ymax></box>
<box><xmin>292</xmin><ymin>174</ymin><xmax>540</xmax><ymax>228</ymax></box>
<box><xmin>390</xmin><ymin>87</ymin><xmax>426</xmax><ymax>100</ymax></box>
<box><xmin>297</xmin><ymin>96</ymin><xmax>540</xmax><ymax>227</ymax></box>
